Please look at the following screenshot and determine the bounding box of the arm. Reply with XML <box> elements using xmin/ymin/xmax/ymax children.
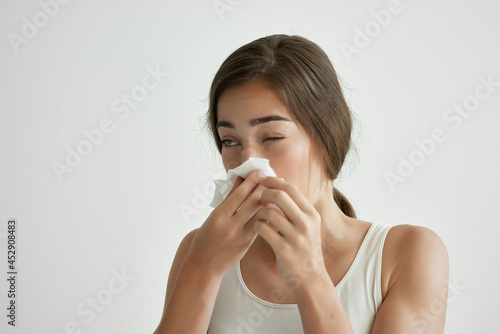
<box><xmin>153</xmin><ymin>170</ymin><xmax>267</xmax><ymax>333</ymax></box>
<box><xmin>371</xmin><ymin>225</ymin><xmax>449</xmax><ymax>334</ymax></box>
<box><xmin>153</xmin><ymin>229</ymin><xmax>222</xmax><ymax>334</ymax></box>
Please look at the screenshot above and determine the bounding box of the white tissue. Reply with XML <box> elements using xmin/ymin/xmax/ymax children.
<box><xmin>210</xmin><ymin>157</ymin><xmax>277</xmax><ymax>208</ymax></box>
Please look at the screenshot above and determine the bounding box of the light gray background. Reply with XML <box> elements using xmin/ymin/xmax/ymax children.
<box><xmin>0</xmin><ymin>0</ymin><xmax>499</xmax><ymax>333</ymax></box>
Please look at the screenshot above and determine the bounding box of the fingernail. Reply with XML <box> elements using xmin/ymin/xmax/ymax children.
<box><xmin>256</xmin><ymin>170</ymin><xmax>265</xmax><ymax>180</ymax></box>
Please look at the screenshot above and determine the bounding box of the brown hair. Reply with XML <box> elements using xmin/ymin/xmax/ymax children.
<box><xmin>207</xmin><ymin>34</ymin><xmax>357</xmax><ymax>218</ymax></box>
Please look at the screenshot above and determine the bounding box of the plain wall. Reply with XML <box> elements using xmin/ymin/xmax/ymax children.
<box><xmin>0</xmin><ymin>0</ymin><xmax>499</xmax><ymax>333</ymax></box>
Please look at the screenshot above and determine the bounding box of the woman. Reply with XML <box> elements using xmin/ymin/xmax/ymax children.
<box><xmin>154</xmin><ymin>34</ymin><xmax>449</xmax><ymax>334</ymax></box>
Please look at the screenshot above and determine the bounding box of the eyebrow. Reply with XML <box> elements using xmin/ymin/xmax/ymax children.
<box><xmin>216</xmin><ymin>115</ymin><xmax>292</xmax><ymax>130</ymax></box>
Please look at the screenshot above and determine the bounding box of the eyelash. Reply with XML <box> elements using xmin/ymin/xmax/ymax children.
<box><xmin>221</xmin><ymin>139</ymin><xmax>237</xmax><ymax>147</ymax></box>
<box><xmin>264</xmin><ymin>136</ymin><xmax>284</xmax><ymax>142</ymax></box>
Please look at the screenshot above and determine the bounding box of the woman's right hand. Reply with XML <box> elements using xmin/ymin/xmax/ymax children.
<box><xmin>184</xmin><ymin>169</ymin><xmax>266</xmax><ymax>277</ymax></box>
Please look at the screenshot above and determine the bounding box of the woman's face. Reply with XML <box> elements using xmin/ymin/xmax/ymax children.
<box><xmin>216</xmin><ymin>81</ymin><xmax>328</xmax><ymax>206</ymax></box>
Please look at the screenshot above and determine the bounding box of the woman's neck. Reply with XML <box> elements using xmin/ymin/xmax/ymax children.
<box><xmin>315</xmin><ymin>194</ymin><xmax>353</xmax><ymax>257</ymax></box>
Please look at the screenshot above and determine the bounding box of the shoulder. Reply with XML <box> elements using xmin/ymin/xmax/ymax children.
<box><xmin>372</xmin><ymin>225</ymin><xmax>449</xmax><ymax>332</ymax></box>
<box><xmin>385</xmin><ymin>224</ymin><xmax>448</xmax><ymax>259</ymax></box>
<box><xmin>382</xmin><ymin>224</ymin><xmax>449</xmax><ymax>294</ymax></box>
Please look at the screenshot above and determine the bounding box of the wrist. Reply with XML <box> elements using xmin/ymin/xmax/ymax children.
<box><xmin>181</xmin><ymin>253</ymin><xmax>226</xmax><ymax>283</ymax></box>
<box><xmin>292</xmin><ymin>269</ymin><xmax>354</xmax><ymax>333</ymax></box>
<box><xmin>293</xmin><ymin>267</ymin><xmax>335</xmax><ymax>301</ymax></box>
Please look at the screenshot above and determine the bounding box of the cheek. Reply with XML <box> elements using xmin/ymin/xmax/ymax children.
<box><xmin>221</xmin><ymin>151</ymin><xmax>238</xmax><ymax>171</ymax></box>
<box><xmin>269</xmin><ymin>139</ymin><xmax>311</xmax><ymax>194</ymax></box>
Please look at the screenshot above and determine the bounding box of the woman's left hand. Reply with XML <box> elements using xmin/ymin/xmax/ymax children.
<box><xmin>252</xmin><ymin>176</ymin><xmax>328</xmax><ymax>291</ymax></box>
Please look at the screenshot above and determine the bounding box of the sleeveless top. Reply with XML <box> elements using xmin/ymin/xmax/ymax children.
<box><xmin>208</xmin><ymin>223</ymin><xmax>393</xmax><ymax>334</ymax></box>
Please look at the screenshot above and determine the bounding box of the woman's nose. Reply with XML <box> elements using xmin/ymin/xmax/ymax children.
<box><xmin>226</xmin><ymin>143</ymin><xmax>267</xmax><ymax>170</ymax></box>
<box><xmin>225</xmin><ymin>148</ymin><xmax>260</xmax><ymax>170</ymax></box>
<box><xmin>241</xmin><ymin>145</ymin><xmax>260</xmax><ymax>163</ymax></box>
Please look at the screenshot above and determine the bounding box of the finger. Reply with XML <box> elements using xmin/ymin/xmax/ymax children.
<box><xmin>233</xmin><ymin>183</ymin><xmax>266</xmax><ymax>227</ymax></box>
<box><xmin>243</xmin><ymin>219</ymin><xmax>258</xmax><ymax>243</ymax></box>
<box><xmin>242</xmin><ymin>224</ymin><xmax>259</xmax><ymax>245</ymax></box>
<box><xmin>227</xmin><ymin>176</ymin><xmax>244</xmax><ymax>197</ymax></box>
<box><xmin>220</xmin><ymin>170</ymin><xmax>265</xmax><ymax>216</ymax></box>
<box><xmin>219</xmin><ymin>176</ymin><xmax>243</xmax><ymax>212</ymax></box>
<box><xmin>259</xmin><ymin>177</ymin><xmax>316</xmax><ymax>215</ymax></box>
<box><xmin>253</xmin><ymin>220</ymin><xmax>286</xmax><ymax>251</ymax></box>
<box><xmin>254</xmin><ymin>206</ymin><xmax>295</xmax><ymax>238</ymax></box>
<box><xmin>244</xmin><ymin>209</ymin><xmax>279</xmax><ymax>235</ymax></box>
<box><xmin>260</xmin><ymin>188</ymin><xmax>305</xmax><ymax>228</ymax></box>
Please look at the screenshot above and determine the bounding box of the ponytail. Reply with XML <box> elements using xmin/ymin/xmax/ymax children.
<box><xmin>333</xmin><ymin>187</ymin><xmax>356</xmax><ymax>218</ymax></box>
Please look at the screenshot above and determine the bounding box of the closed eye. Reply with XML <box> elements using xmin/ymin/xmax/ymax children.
<box><xmin>264</xmin><ymin>136</ymin><xmax>284</xmax><ymax>142</ymax></box>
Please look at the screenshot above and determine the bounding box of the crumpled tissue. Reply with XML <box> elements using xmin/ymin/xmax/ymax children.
<box><xmin>210</xmin><ymin>157</ymin><xmax>277</xmax><ymax>208</ymax></box>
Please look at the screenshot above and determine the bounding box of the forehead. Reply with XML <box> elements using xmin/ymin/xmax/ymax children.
<box><xmin>217</xmin><ymin>81</ymin><xmax>292</xmax><ymax>121</ymax></box>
